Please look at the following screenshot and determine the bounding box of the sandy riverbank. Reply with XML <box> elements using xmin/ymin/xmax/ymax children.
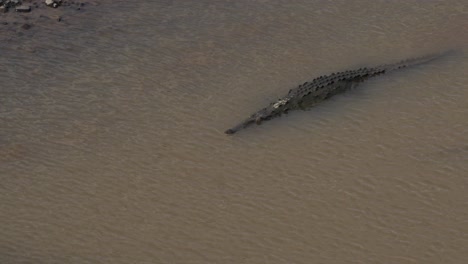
<box><xmin>1</xmin><ymin>0</ymin><xmax>99</xmax><ymax>39</ymax></box>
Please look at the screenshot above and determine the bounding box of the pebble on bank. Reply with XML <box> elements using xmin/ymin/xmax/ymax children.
<box><xmin>0</xmin><ymin>0</ymin><xmax>64</xmax><ymax>13</ymax></box>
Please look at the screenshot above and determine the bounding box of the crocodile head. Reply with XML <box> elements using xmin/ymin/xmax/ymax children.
<box><xmin>225</xmin><ymin>98</ymin><xmax>291</xmax><ymax>134</ymax></box>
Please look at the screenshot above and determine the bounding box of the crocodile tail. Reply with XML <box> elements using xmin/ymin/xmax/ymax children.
<box><xmin>380</xmin><ymin>50</ymin><xmax>451</xmax><ymax>72</ymax></box>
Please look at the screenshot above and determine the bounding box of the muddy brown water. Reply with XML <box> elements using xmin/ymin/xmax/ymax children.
<box><xmin>1</xmin><ymin>1</ymin><xmax>468</xmax><ymax>263</ymax></box>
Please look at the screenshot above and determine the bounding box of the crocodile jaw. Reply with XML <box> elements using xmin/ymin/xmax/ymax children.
<box><xmin>225</xmin><ymin>107</ymin><xmax>279</xmax><ymax>135</ymax></box>
<box><xmin>224</xmin><ymin>117</ymin><xmax>256</xmax><ymax>134</ymax></box>
<box><xmin>225</xmin><ymin>108</ymin><xmax>272</xmax><ymax>134</ymax></box>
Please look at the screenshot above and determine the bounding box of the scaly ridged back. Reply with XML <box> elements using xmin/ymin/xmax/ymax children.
<box><xmin>225</xmin><ymin>51</ymin><xmax>450</xmax><ymax>134</ymax></box>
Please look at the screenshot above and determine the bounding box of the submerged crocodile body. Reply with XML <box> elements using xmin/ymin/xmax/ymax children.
<box><xmin>225</xmin><ymin>52</ymin><xmax>447</xmax><ymax>134</ymax></box>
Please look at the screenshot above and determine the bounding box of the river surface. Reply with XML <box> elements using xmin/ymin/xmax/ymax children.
<box><xmin>1</xmin><ymin>1</ymin><xmax>468</xmax><ymax>263</ymax></box>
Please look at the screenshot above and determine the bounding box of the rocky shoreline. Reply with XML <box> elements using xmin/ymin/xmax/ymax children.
<box><xmin>1</xmin><ymin>0</ymin><xmax>90</xmax><ymax>13</ymax></box>
<box><xmin>1</xmin><ymin>0</ymin><xmax>98</xmax><ymax>36</ymax></box>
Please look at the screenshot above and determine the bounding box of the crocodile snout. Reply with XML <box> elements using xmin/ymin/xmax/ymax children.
<box><xmin>225</xmin><ymin>128</ymin><xmax>236</xmax><ymax>134</ymax></box>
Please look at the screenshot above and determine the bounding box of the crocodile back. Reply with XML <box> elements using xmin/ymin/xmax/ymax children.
<box><xmin>286</xmin><ymin>67</ymin><xmax>386</xmax><ymax>108</ymax></box>
<box><xmin>286</xmin><ymin>51</ymin><xmax>448</xmax><ymax>110</ymax></box>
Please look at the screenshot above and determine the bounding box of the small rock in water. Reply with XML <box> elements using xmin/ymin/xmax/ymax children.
<box><xmin>15</xmin><ymin>5</ymin><xmax>31</xmax><ymax>12</ymax></box>
<box><xmin>45</xmin><ymin>0</ymin><xmax>62</xmax><ymax>8</ymax></box>
<box><xmin>21</xmin><ymin>23</ymin><xmax>32</xmax><ymax>30</ymax></box>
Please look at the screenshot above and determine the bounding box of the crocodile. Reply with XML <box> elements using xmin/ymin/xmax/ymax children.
<box><xmin>225</xmin><ymin>52</ymin><xmax>448</xmax><ymax>135</ymax></box>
